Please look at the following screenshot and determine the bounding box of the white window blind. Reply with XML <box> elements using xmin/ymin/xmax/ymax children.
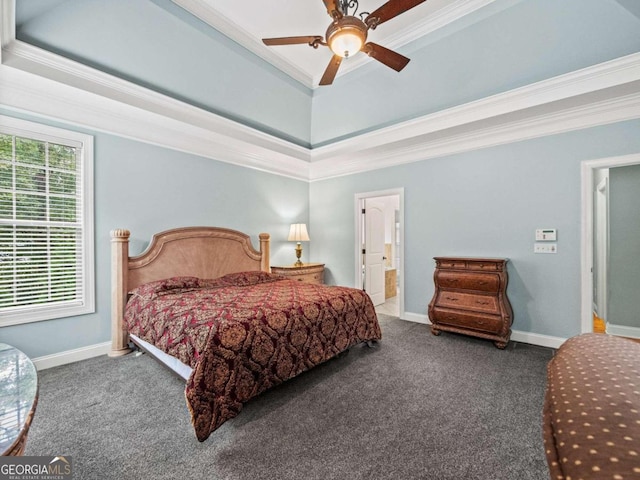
<box><xmin>0</xmin><ymin>116</ymin><xmax>94</xmax><ymax>326</ymax></box>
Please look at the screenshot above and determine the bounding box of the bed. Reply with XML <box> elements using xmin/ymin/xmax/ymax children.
<box><xmin>109</xmin><ymin>227</ymin><xmax>382</xmax><ymax>441</ymax></box>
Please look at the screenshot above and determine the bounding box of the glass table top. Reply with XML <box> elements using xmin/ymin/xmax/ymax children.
<box><xmin>0</xmin><ymin>343</ymin><xmax>38</xmax><ymax>454</ymax></box>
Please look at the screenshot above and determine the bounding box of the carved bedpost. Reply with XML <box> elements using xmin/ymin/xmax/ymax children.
<box><xmin>109</xmin><ymin>229</ymin><xmax>132</xmax><ymax>357</ymax></box>
<box><xmin>259</xmin><ymin>233</ymin><xmax>270</xmax><ymax>272</ymax></box>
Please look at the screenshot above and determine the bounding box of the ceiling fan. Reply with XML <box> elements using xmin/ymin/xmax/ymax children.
<box><xmin>262</xmin><ymin>0</ymin><xmax>427</xmax><ymax>86</ymax></box>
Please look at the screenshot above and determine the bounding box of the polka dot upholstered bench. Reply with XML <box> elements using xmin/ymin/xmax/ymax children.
<box><xmin>543</xmin><ymin>333</ymin><xmax>640</xmax><ymax>480</ymax></box>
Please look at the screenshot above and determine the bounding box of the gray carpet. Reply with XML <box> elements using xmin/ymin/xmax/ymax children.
<box><xmin>25</xmin><ymin>316</ymin><xmax>554</xmax><ymax>479</ymax></box>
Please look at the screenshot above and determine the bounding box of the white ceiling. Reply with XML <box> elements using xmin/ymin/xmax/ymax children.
<box><xmin>172</xmin><ymin>0</ymin><xmax>496</xmax><ymax>88</ymax></box>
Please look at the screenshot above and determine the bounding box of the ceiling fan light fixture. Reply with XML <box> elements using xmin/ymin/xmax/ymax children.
<box><xmin>262</xmin><ymin>0</ymin><xmax>427</xmax><ymax>86</ymax></box>
<box><xmin>330</xmin><ymin>32</ymin><xmax>363</xmax><ymax>58</ymax></box>
<box><xmin>326</xmin><ymin>17</ymin><xmax>367</xmax><ymax>58</ymax></box>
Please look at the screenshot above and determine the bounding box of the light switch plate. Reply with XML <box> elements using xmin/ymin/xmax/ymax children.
<box><xmin>535</xmin><ymin>228</ymin><xmax>557</xmax><ymax>241</ymax></box>
<box><xmin>534</xmin><ymin>243</ymin><xmax>557</xmax><ymax>254</ymax></box>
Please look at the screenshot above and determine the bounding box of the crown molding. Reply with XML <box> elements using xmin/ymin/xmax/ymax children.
<box><xmin>0</xmin><ymin>62</ymin><xmax>311</xmax><ymax>181</ymax></box>
<box><xmin>326</xmin><ymin>0</ymin><xmax>498</xmax><ymax>85</ymax></box>
<box><xmin>1</xmin><ymin>39</ymin><xmax>310</xmax><ymax>160</ymax></box>
<box><xmin>309</xmin><ymin>52</ymin><xmax>640</xmax><ymax>179</ymax></box>
<box><xmin>170</xmin><ymin>0</ymin><xmax>314</xmax><ymax>87</ymax></box>
<box><xmin>172</xmin><ymin>0</ymin><xmax>497</xmax><ymax>89</ymax></box>
<box><xmin>309</xmin><ymin>89</ymin><xmax>640</xmax><ymax>180</ymax></box>
<box><xmin>2</xmin><ymin>0</ymin><xmax>640</xmax><ymax>184</ymax></box>
<box><xmin>311</xmin><ymin>51</ymin><xmax>640</xmax><ymax>162</ymax></box>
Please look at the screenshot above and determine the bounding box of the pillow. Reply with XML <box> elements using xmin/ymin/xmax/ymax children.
<box><xmin>202</xmin><ymin>271</ymin><xmax>285</xmax><ymax>288</ymax></box>
<box><xmin>128</xmin><ymin>276</ymin><xmax>202</xmax><ymax>301</ymax></box>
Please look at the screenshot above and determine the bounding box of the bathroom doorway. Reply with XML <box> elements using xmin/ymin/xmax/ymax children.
<box><xmin>354</xmin><ymin>188</ymin><xmax>404</xmax><ymax>318</ymax></box>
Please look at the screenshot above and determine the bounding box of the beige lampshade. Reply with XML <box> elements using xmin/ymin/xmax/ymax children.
<box><xmin>288</xmin><ymin>223</ymin><xmax>310</xmax><ymax>242</ymax></box>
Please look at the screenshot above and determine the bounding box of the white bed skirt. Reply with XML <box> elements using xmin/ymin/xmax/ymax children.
<box><xmin>130</xmin><ymin>334</ymin><xmax>193</xmax><ymax>380</ymax></box>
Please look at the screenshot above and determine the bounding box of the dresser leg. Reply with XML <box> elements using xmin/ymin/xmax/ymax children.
<box><xmin>430</xmin><ymin>326</ymin><xmax>441</xmax><ymax>336</ymax></box>
<box><xmin>494</xmin><ymin>341</ymin><xmax>507</xmax><ymax>349</ymax></box>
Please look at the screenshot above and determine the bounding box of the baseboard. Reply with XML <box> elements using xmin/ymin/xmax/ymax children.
<box><xmin>32</xmin><ymin>341</ymin><xmax>112</xmax><ymax>371</ymax></box>
<box><xmin>510</xmin><ymin>331</ymin><xmax>566</xmax><ymax>349</ymax></box>
<box><xmin>401</xmin><ymin>311</ymin><xmax>431</xmax><ymax>324</ymax></box>
<box><xmin>606</xmin><ymin>323</ymin><xmax>640</xmax><ymax>339</ymax></box>
<box><xmin>402</xmin><ymin>311</ymin><xmax>566</xmax><ymax>349</ymax></box>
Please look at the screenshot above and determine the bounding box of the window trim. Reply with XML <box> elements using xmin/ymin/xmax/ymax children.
<box><xmin>0</xmin><ymin>115</ymin><xmax>94</xmax><ymax>327</ymax></box>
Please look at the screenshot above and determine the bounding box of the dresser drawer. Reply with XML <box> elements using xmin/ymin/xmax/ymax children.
<box><xmin>292</xmin><ymin>272</ymin><xmax>323</xmax><ymax>284</ymax></box>
<box><xmin>271</xmin><ymin>264</ymin><xmax>325</xmax><ymax>285</ymax></box>
<box><xmin>466</xmin><ymin>260</ymin><xmax>503</xmax><ymax>271</ymax></box>
<box><xmin>436</xmin><ymin>259</ymin><xmax>467</xmax><ymax>270</ymax></box>
<box><xmin>430</xmin><ymin>307</ymin><xmax>503</xmax><ymax>334</ymax></box>
<box><xmin>435</xmin><ymin>271</ymin><xmax>500</xmax><ymax>292</ymax></box>
<box><xmin>435</xmin><ymin>291</ymin><xmax>499</xmax><ymax>314</ymax></box>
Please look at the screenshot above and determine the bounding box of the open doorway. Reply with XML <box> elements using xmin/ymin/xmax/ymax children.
<box><xmin>581</xmin><ymin>153</ymin><xmax>640</xmax><ymax>338</ymax></box>
<box><xmin>354</xmin><ymin>189</ymin><xmax>404</xmax><ymax>318</ymax></box>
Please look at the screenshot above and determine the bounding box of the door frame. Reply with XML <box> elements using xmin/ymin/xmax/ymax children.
<box><xmin>581</xmin><ymin>153</ymin><xmax>640</xmax><ymax>334</ymax></box>
<box><xmin>354</xmin><ymin>188</ymin><xmax>405</xmax><ymax>318</ymax></box>
<box><xmin>593</xmin><ymin>176</ymin><xmax>608</xmax><ymax>322</ymax></box>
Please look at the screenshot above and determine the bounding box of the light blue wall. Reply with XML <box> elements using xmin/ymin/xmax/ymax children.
<box><xmin>3</xmin><ymin>115</ymin><xmax>637</xmax><ymax>356</ymax></box>
<box><xmin>608</xmin><ymin>164</ymin><xmax>640</xmax><ymax>328</ymax></box>
<box><xmin>0</xmin><ymin>110</ymin><xmax>310</xmax><ymax>359</ymax></box>
<box><xmin>311</xmin><ymin>0</ymin><xmax>640</xmax><ymax>145</ymax></box>
<box><xmin>15</xmin><ymin>0</ymin><xmax>313</xmax><ymax>147</ymax></box>
<box><xmin>309</xmin><ymin>120</ymin><xmax>640</xmax><ymax>339</ymax></box>
<box><xmin>617</xmin><ymin>0</ymin><xmax>640</xmax><ymax>19</ymax></box>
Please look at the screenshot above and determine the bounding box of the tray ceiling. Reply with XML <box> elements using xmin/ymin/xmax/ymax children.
<box><xmin>4</xmin><ymin>0</ymin><xmax>640</xmax><ymax>180</ymax></box>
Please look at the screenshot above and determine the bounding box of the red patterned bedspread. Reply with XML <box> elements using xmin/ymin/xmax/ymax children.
<box><xmin>124</xmin><ymin>271</ymin><xmax>382</xmax><ymax>441</ymax></box>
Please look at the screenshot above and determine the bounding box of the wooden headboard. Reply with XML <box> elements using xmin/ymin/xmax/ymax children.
<box><xmin>109</xmin><ymin>227</ymin><xmax>270</xmax><ymax>357</ymax></box>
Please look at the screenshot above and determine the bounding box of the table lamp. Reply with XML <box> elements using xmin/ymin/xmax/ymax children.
<box><xmin>288</xmin><ymin>223</ymin><xmax>310</xmax><ymax>267</ymax></box>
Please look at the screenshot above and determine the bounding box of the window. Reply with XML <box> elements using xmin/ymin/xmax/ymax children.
<box><xmin>0</xmin><ymin>116</ymin><xmax>94</xmax><ymax>326</ymax></box>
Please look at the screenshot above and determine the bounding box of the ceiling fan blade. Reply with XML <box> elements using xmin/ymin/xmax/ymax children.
<box><xmin>365</xmin><ymin>0</ymin><xmax>427</xmax><ymax>28</ymax></box>
<box><xmin>319</xmin><ymin>55</ymin><xmax>343</xmax><ymax>86</ymax></box>
<box><xmin>363</xmin><ymin>43</ymin><xmax>410</xmax><ymax>72</ymax></box>
<box><xmin>322</xmin><ymin>0</ymin><xmax>343</xmax><ymax>19</ymax></box>
<box><xmin>262</xmin><ymin>36</ymin><xmax>324</xmax><ymax>47</ymax></box>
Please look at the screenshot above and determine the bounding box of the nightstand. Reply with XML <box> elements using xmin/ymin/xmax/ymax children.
<box><xmin>271</xmin><ymin>263</ymin><xmax>325</xmax><ymax>285</ymax></box>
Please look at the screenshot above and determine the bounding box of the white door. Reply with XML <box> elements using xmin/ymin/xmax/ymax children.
<box><xmin>364</xmin><ymin>199</ymin><xmax>385</xmax><ymax>305</ymax></box>
<box><xmin>594</xmin><ymin>177</ymin><xmax>609</xmax><ymax>321</ymax></box>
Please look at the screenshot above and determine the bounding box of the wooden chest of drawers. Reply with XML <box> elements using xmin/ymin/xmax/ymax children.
<box><xmin>428</xmin><ymin>257</ymin><xmax>513</xmax><ymax>348</ymax></box>
<box><xmin>270</xmin><ymin>263</ymin><xmax>325</xmax><ymax>285</ymax></box>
